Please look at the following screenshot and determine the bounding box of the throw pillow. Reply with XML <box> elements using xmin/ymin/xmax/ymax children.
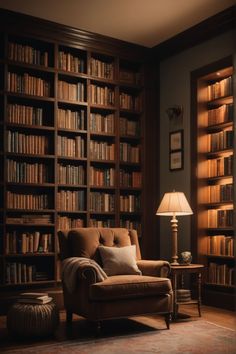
<box><xmin>98</xmin><ymin>245</ymin><xmax>141</xmax><ymax>276</ymax></box>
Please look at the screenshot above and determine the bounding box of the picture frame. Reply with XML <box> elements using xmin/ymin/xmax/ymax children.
<box><xmin>169</xmin><ymin>150</ymin><xmax>183</xmax><ymax>171</ymax></box>
<box><xmin>169</xmin><ymin>129</ymin><xmax>183</xmax><ymax>151</ymax></box>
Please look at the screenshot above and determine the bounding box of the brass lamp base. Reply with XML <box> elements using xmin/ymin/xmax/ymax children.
<box><xmin>171</xmin><ymin>214</ymin><xmax>179</xmax><ymax>265</ymax></box>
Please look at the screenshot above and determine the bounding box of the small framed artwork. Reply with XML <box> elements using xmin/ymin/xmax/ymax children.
<box><xmin>169</xmin><ymin>129</ymin><xmax>183</xmax><ymax>151</ymax></box>
<box><xmin>169</xmin><ymin>150</ymin><xmax>183</xmax><ymax>171</ymax></box>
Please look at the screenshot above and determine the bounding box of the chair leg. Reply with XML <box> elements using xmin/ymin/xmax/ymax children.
<box><xmin>165</xmin><ymin>313</ymin><xmax>171</xmax><ymax>329</ymax></box>
<box><xmin>95</xmin><ymin>321</ymin><xmax>102</xmax><ymax>335</ymax></box>
<box><xmin>66</xmin><ymin>310</ymin><xmax>73</xmax><ymax>324</ymax></box>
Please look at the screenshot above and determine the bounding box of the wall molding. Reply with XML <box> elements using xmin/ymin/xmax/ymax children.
<box><xmin>151</xmin><ymin>5</ymin><xmax>235</xmax><ymax>61</ymax></box>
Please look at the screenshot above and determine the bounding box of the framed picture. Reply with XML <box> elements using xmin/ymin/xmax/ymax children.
<box><xmin>169</xmin><ymin>130</ymin><xmax>183</xmax><ymax>151</ymax></box>
<box><xmin>169</xmin><ymin>151</ymin><xmax>183</xmax><ymax>171</ymax></box>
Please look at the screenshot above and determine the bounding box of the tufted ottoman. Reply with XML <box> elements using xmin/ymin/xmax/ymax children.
<box><xmin>7</xmin><ymin>301</ymin><xmax>59</xmax><ymax>337</ymax></box>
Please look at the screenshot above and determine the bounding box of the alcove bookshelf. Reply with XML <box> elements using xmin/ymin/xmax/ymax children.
<box><xmin>191</xmin><ymin>56</ymin><xmax>235</xmax><ymax>310</ymax></box>
<box><xmin>0</xmin><ymin>9</ymin><xmax>147</xmax><ymax>310</ymax></box>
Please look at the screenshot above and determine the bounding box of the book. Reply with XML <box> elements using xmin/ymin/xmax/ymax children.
<box><xmin>17</xmin><ymin>296</ymin><xmax>53</xmax><ymax>304</ymax></box>
<box><xmin>19</xmin><ymin>292</ymin><xmax>48</xmax><ymax>300</ymax></box>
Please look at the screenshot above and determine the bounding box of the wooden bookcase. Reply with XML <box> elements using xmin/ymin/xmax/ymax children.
<box><xmin>0</xmin><ymin>10</ymin><xmax>152</xmax><ymax>308</ymax></box>
<box><xmin>191</xmin><ymin>56</ymin><xmax>235</xmax><ymax>310</ymax></box>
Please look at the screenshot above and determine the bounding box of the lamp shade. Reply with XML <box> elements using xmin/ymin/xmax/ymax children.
<box><xmin>156</xmin><ymin>191</ymin><xmax>193</xmax><ymax>216</ymax></box>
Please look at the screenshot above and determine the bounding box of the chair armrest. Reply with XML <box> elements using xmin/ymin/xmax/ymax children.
<box><xmin>62</xmin><ymin>258</ymin><xmax>107</xmax><ymax>293</ymax></box>
<box><xmin>79</xmin><ymin>265</ymin><xmax>100</xmax><ymax>284</ymax></box>
<box><xmin>137</xmin><ymin>260</ymin><xmax>171</xmax><ymax>277</ymax></box>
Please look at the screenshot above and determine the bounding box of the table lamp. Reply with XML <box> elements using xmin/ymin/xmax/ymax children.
<box><xmin>156</xmin><ymin>191</ymin><xmax>193</xmax><ymax>265</ymax></box>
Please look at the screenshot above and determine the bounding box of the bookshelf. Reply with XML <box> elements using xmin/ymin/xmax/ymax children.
<box><xmin>0</xmin><ymin>10</ymin><xmax>146</xmax><ymax>305</ymax></box>
<box><xmin>191</xmin><ymin>57</ymin><xmax>235</xmax><ymax>310</ymax></box>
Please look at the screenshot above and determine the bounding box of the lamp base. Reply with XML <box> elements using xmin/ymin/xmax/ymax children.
<box><xmin>171</xmin><ymin>261</ymin><xmax>179</xmax><ymax>266</ymax></box>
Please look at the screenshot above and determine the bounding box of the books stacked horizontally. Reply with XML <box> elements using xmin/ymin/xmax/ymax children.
<box><xmin>17</xmin><ymin>292</ymin><xmax>53</xmax><ymax>304</ymax></box>
<box><xmin>176</xmin><ymin>289</ymin><xmax>192</xmax><ymax>303</ymax></box>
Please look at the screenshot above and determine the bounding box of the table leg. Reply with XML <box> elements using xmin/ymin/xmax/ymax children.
<box><xmin>173</xmin><ymin>273</ymin><xmax>178</xmax><ymax>320</ymax></box>
<box><xmin>197</xmin><ymin>272</ymin><xmax>202</xmax><ymax>317</ymax></box>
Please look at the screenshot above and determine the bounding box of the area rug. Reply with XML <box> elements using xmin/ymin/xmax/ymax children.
<box><xmin>2</xmin><ymin>318</ymin><xmax>236</xmax><ymax>354</ymax></box>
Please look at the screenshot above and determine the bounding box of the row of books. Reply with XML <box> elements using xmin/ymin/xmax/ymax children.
<box><xmin>120</xmin><ymin>92</ymin><xmax>141</xmax><ymax>111</ymax></box>
<box><xmin>6</xmin><ymin>161</ymin><xmax>141</xmax><ymax>186</ymax></box>
<box><xmin>6</xmin><ymin>231</ymin><xmax>53</xmax><ymax>254</ymax></box>
<box><xmin>8</xmin><ymin>72</ymin><xmax>51</xmax><ymax>97</ymax></box>
<box><xmin>209</xmin><ymin>130</ymin><xmax>233</xmax><ymax>152</ymax></box>
<box><xmin>7</xmin><ymin>191</ymin><xmax>50</xmax><ymax>210</ymax></box>
<box><xmin>90</xmin><ymin>113</ymin><xmax>115</xmax><ymax>134</ymax></box>
<box><xmin>120</xmin><ymin>219</ymin><xmax>141</xmax><ymax>236</ymax></box>
<box><xmin>90</xmin><ymin>167</ymin><xmax>115</xmax><ymax>187</ymax></box>
<box><xmin>208</xmin><ymin>209</ymin><xmax>233</xmax><ymax>228</ymax></box>
<box><xmin>57</xmin><ymin>190</ymin><xmax>85</xmax><ymax>211</ymax></box>
<box><xmin>6</xmin><ymin>262</ymin><xmax>49</xmax><ymax>284</ymax></box>
<box><xmin>120</xmin><ymin>142</ymin><xmax>140</xmax><ymax>163</ymax></box>
<box><xmin>208</xmin><ymin>183</ymin><xmax>233</xmax><ymax>203</ymax></box>
<box><xmin>89</xmin><ymin>218</ymin><xmax>115</xmax><ymax>228</ymax></box>
<box><xmin>208</xmin><ymin>103</ymin><xmax>233</xmax><ymax>126</ymax></box>
<box><xmin>6</xmin><ymin>214</ymin><xmax>53</xmax><ymax>225</ymax></box>
<box><xmin>207</xmin><ymin>75</ymin><xmax>233</xmax><ymax>101</ymax></box>
<box><xmin>90</xmin><ymin>84</ymin><xmax>115</xmax><ymax>106</ymax></box>
<box><xmin>58</xmin><ymin>50</ymin><xmax>85</xmax><ymax>73</ymax></box>
<box><xmin>57</xmin><ymin>216</ymin><xmax>84</xmax><ymax>230</ymax></box>
<box><xmin>90</xmin><ymin>192</ymin><xmax>115</xmax><ymax>212</ymax></box>
<box><xmin>119</xmin><ymin>170</ymin><xmax>142</xmax><ymax>188</ymax></box>
<box><xmin>90</xmin><ymin>140</ymin><xmax>115</xmax><ymax>160</ymax></box>
<box><xmin>120</xmin><ymin>195</ymin><xmax>141</xmax><ymax>212</ymax></box>
<box><xmin>58</xmin><ymin>163</ymin><xmax>85</xmax><ymax>185</ymax></box>
<box><xmin>57</xmin><ymin>80</ymin><xmax>85</xmax><ymax>102</ymax></box>
<box><xmin>57</xmin><ymin>108</ymin><xmax>86</xmax><ymax>130</ymax></box>
<box><xmin>7</xmin><ymin>103</ymin><xmax>43</xmax><ymax>126</ymax></box>
<box><xmin>7</xmin><ymin>159</ymin><xmax>51</xmax><ymax>183</ymax></box>
<box><xmin>208</xmin><ymin>155</ymin><xmax>233</xmax><ymax>177</ymax></box>
<box><xmin>7</xmin><ymin>130</ymin><xmax>50</xmax><ymax>155</ymax></box>
<box><xmin>57</xmin><ymin>135</ymin><xmax>85</xmax><ymax>158</ymax></box>
<box><xmin>207</xmin><ymin>235</ymin><xmax>234</xmax><ymax>256</ymax></box>
<box><xmin>208</xmin><ymin>262</ymin><xmax>234</xmax><ymax>286</ymax></box>
<box><xmin>120</xmin><ymin>117</ymin><xmax>140</xmax><ymax>137</ymax></box>
<box><xmin>119</xmin><ymin>69</ymin><xmax>141</xmax><ymax>85</ymax></box>
<box><xmin>7</xmin><ymin>42</ymin><xmax>141</xmax><ymax>86</ymax></box>
<box><xmin>8</xmin><ymin>42</ymin><xmax>49</xmax><ymax>67</ymax></box>
<box><xmin>90</xmin><ymin>58</ymin><xmax>114</xmax><ymax>79</ymax></box>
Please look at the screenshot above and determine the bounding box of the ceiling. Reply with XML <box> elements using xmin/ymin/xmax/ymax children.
<box><xmin>0</xmin><ymin>0</ymin><xmax>235</xmax><ymax>48</ymax></box>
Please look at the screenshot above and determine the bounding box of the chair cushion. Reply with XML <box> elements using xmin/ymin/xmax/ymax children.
<box><xmin>90</xmin><ymin>275</ymin><xmax>172</xmax><ymax>301</ymax></box>
<box><xmin>98</xmin><ymin>245</ymin><xmax>141</xmax><ymax>276</ymax></box>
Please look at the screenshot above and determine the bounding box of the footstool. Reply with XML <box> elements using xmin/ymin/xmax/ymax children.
<box><xmin>7</xmin><ymin>301</ymin><xmax>59</xmax><ymax>337</ymax></box>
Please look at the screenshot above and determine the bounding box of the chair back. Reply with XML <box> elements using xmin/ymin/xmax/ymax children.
<box><xmin>58</xmin><ymin>228</ymin><xmax>141</xmax><ymax>263</ymax></box>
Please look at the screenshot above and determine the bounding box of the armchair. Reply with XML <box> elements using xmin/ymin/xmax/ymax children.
<box><xmin>58</xmin><ymin>227</ymin><xmax>173</xmax><ymax>329</ymax></box>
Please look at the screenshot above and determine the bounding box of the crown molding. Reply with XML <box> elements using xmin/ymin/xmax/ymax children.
<box><xmin>0</xmin><ymin>8</ymin><xmax>149</xmax><ymax>60</ymax></box>
<box><xmin>151</xmin><ymin>5</ymin><xmax>235</xmax><ymax>61</ymax></box>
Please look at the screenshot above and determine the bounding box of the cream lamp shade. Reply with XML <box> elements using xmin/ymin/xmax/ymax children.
<box><xmin>156</xmin><ymin>191</ymin><xmax>193</xmax><ymax>216</ymax></box>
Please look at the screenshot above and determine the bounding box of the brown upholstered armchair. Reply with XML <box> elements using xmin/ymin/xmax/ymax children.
<box><xmin>58</xmin><ymin>227</ymin><xmax>173</xmax><ymax>329</ymax></box>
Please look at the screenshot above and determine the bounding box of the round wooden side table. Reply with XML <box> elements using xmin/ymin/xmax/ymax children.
<box><xmin>170</xmin><ymin>263</ymin><xmax>205</xmax><ymax>320</ymax></box>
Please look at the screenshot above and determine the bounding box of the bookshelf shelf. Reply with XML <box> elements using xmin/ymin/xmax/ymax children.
<box><xmin>191</xmin><ymin>57</ymin><xmax>235</xmax><ymax>310</ymax></box>
<box><xmin>6</xmin><ymin>253</ymin><xmax>55</xmax><ymax>257</ymax></box>
<box><xmin>206</xmin><ymin>121</ymin><xmax>233</xmax><ymax>133</ymax></box>
<box><xmin>206</xmin><ymin>254</ymin><xmax>234</xmax><ymax>260</ymax></box>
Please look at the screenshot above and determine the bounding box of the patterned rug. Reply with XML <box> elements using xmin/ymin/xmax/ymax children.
<box><xmin>1</xmin><ymin>317</ymin><xmax>236</xmax><ymax>354</ymax></box>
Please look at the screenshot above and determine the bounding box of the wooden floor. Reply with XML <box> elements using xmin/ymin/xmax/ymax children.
<box><xmin>0</xmin><ymin>305</ymin><xmax>235</xmax><ymax>351</ymax></box>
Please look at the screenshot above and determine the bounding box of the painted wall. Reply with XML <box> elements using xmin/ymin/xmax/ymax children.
<box><xmin>159</xmin><ymin>30</ymin><xmax>234</xmax><ymax>261</ymax></box>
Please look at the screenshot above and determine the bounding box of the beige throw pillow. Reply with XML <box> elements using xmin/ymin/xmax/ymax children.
<box><xmin>98</xmin><ymin>245</ymin><xmax>141</xmax><ymax>276</ymax></box>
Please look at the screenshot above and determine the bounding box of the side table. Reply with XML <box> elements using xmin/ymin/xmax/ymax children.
<box><xmin>170</xmin><ymin>263</ymin><xmax>204</xmax><ymax>320</ymax></box>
